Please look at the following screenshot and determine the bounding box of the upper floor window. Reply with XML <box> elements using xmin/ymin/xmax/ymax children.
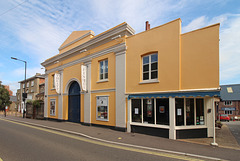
<box><xmin>52</xmin><ymin>74</ymin><xmax>55</xmax><ymax>89</ymax></box>
<box><xmin>31</xmin><ymin>81</ymin><xmax>34</xmax><ymax>86</ymax></box>
<box><xmin>23</xmin><ymin>84</ymin><xmax>25</xmax><ymax>88</ymax></box>
<box><xmin>224</xmin><ymin>101</ymin><xmax>232</xmax><ymax>106</ymax></box>
<box><xmin>99</xmin><ymin>59</ymin><xmax>108</xmax><ymax>80</ymax></box>
<box><xmin>142</xmin><ymin>53</ymin><xmax>158</xmax><ymax>81</ymax></box>
<box><xmin>27</xmin><ymin>82</ymin><xmax>29</xmax><ymax>87</ymax></box>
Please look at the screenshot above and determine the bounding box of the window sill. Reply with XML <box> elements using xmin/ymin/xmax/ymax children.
<box><xmin>51</xmin><ymin>88</ymin><xmax>56</xmax><ymax>91</ymax></box>
<box><xmin>97</xmin><ymin>79</ymin><xmax>109</xmax><ymax>83</ymax></box>
<box><xmin>96</xmin><ymin>119</ymin><xmax>109</xmax><ymax>122</ymax></box>
<box><xmin>139</xmin><ymin>79</ymin><xmax>159</xmax><ymax>84</ymax></box>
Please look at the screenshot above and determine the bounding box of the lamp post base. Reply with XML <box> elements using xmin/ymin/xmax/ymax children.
<box><xmin>210</xmin><ymin>142</ymin><xmax>218</xmax><ymax>147</ymax></box>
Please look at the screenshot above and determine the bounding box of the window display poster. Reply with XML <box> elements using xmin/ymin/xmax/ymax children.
<box><xmin>159</xmin><ymin>106</ymin><xmax>165</xmax><ymax>113</ymax></box>
<box><xmin>97</xmin><ymin>96</ymin><xmax>108</xmax><ymax>120</ymax></box>
<box><xmin>147</xmin><ymin>104</ymin><xmax>152</xmax><ymax>117</ymax></box>
<box><xmin>50</xmin><ymin>100</ymin><xmax>55</xmax><ymax>116</ymax></box>
<box><xmin>177</xmin><ymin>108</ymin><xmax>182</xmax><ymax>116</ymax></box>
<box><xmin>135</xmin><ymin>108</ymin><xmax>139</xmax><ymax>114</ymax></box>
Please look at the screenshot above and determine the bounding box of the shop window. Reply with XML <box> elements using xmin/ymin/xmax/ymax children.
<box><xmin>225</xmin><ymin>110</ymin><xmax>232</xmax><ymax>115</ymax></box>
<box><xmin>50</xmin><ymin>99</ymin><xmax>56</xmax><ymax>116</ymax></box>
<box><xmin>143</xmin><ymin>99</ymin><xmax>155</xmax><ymax>124</ymax></box>
<box><xmin>99</xmin><ymin>59</ymin><xmax>108</xmax><ymax>80</ymax></box>
<box><xmin>156</xmin><ymin>98</ymin><xmax>169</xmax><ymax>125</ymax></box>
<box><xmin>142</xmin><ymin>53</ymin><xmax>158</xmax><ymax>81</ymax></box>
<box><xmin>196</xmin><ymin>98</ymin><xmax>204</xmax><ymax>125</ymax></box>
<box><xmin>186</xmin><ymin>98</ymin><xmax>194</xmax><ymax>125</ymax></box>
<box><xmin>176</xmin><ymin>98</ymin><xmax>184</xmax><ymax>126</ymax></box>
<box><xmin>132</xmin><ymin>99</ymin><xmax>142</xmax><ymax>123</ymax></box>
<box><xmin>96</xmin><ymin>96</ymin><xmax>108</xmax><ymax>121</ymax></box>
<box><xmin>224</xmin><ymin>101</ymin><xmax>232</xmax><ymax>106</ymax></box>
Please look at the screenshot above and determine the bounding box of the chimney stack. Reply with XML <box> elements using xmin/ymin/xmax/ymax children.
<box><xmin>145</xmin><ymin>21</ymin><xmax>150</xmax><ymax>31</ymax></box>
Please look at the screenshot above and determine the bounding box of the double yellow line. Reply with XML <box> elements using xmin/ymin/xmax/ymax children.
<box><xmin>0</xmin><ymin>118</ymin><xmax>204</xmax><ymax>161</ymax></box>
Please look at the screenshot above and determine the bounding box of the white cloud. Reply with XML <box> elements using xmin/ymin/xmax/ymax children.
<box><xmin>182</xmin><ymin>16</ymin><xmax>207</xmax><ymax>33</ymax></box>
<box><xmin>219</xmin><ymin>15</ymin><xmax>240</xmax><ymax>84</ymax></box>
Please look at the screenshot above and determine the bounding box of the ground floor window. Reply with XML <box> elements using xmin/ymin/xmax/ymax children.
<box><xmin>96</xmin><ymin>96</ymin><xmax>108</xmax><ymax>121</ymax></box>
<box><xmin>50</xmin><ymin>99</ymin><xmax>56</xmax><ymax>116</ymax></box>
<box><xmin>131</xmin><ymin>98</ymin><xmax>169</xmax><ymax>125</ymax></box>
<box><xmin>176</xmin><ymin>98</ymin><xmax>205</xmax><ymax>126</ymax></box>
<box><xmin>225</xmin><ymin>110</ymin><xmax>233</xmax><ymax>115</ymax></box>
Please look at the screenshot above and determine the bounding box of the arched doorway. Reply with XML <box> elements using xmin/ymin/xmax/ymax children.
<box><xmin>68</xmin><ymin>81</ymin><xmax>81</xmax><ymax>123</ymax></box>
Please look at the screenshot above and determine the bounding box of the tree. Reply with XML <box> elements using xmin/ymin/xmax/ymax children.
<box><xmin>0</xmin><ymin>81</ymin><xmax>12</xmax><ymax>116</ymax></box>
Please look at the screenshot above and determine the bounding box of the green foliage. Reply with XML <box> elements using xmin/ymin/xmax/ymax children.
<box><xmin>33</xmin><ymin>100</ymin><xmax>42</xmax><ymax>108</ymax></box>
<box><xmin>0</xmin><ymin>82</ymin><xmax>11</xmax><ymax>110</ymax></box>
<box><xmin>26</xmin><ymin>100</ymin><xmax>33</xmax><ymax>104</ymax></box>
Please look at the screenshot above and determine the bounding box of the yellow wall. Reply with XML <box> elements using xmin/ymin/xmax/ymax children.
<box><xmin>126</xmin><ymin>19</ymin><xmax>181</xmax><ymax>93</ymax></box>
<box><xmin>91</xmin><ymin>92</ymin><xmax>116</xmax><ymax>126</ymax></box>
<box><xmin>91</xmin><ymin>52</ymin><xmax>116</xmax><ymax>90</ymax></box>
<box><xmin>181</xmin><ymin>24</ymin><xmax>220</xmax><ymax>89</ymax></box>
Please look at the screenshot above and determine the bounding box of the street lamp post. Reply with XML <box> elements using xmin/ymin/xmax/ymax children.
<box><xmin>11</xmin><ymin>57</ymin><xmax>27</xmax><ymax>118</ymax></box>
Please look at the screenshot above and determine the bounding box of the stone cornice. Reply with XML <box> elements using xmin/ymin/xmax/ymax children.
<box><xmin>45</xmin><ymin>43</ymin><xmax>126</xmax><ymax>74</ymax></box>
<box><xmin>42</xmin><ymin>23</ymin><xmax>135</xmax><ymax>67</ymax></box>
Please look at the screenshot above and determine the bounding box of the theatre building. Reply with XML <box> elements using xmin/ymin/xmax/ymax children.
<box><xmin>41</xmin><ymin>18</ymin><xmax>220</xmax><ymax>139</ymax></box>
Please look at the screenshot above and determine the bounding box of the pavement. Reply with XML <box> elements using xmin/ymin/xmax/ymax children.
<box><xmin>1</xmin><ymin>111</ymin><xmax>240</xmax><ymax>160</ymax></box>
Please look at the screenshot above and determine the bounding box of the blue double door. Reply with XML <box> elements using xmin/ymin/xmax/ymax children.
<box><xmin>68</xmin><ymin>81</ymin><xmax>81</xmax><ymax>123</ymax></box>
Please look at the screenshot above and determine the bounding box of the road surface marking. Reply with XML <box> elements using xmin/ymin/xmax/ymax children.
<box><xmin>0</xmin><ymin>118</ymin><xmax>224</xmax><ymax>161</ymax></box>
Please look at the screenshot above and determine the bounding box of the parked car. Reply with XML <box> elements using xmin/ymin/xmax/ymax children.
<box><xmin>217</xmin><ymin>114</ymin><xmax>230</xmax><ymax>122</ymax></box>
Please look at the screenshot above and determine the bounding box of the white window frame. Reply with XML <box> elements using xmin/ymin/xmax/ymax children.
<box><xmin>142</xmin><ymin>53</ymin><xmax>158</xmax><ymax>81</ymax></box>
<box><xmin>50</xmin><ymin>99</ymin><xmax>56</xmax><ymax>116</ymax></box>
<box><xmin>31</xmin><ymin>81</ymin><xmax>34</xmax><ymax>87</ymax></box>
<box><xmin>96</xmin><ymin>95</ymin><xmax>109</xmax><ymax>121</ymax></box>
<box><xmin>99</xmin><ymin>59</ymin><xmax>108</xmax><ymax>81</ymax></box>
<box><xmin>224</xmin><ymin>101</ymin><xmax>232</xmax><ymax>106</ymax></box>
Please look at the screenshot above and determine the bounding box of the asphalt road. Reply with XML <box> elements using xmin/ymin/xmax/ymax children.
<box><xmin>0</xmin><ymin>119</ymin><xmax>195</xmax><ymax>161</ymax></box>
<box><xmin>226</xmin><ymin>121</ymin><xmax>240</xmax><ymax>145</ymax></box>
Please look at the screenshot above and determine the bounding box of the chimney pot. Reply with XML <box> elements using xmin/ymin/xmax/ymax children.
<box><xmin>145</xmin><ymin>21</ymin><xmax>150</xmax><ymax>31</ymax></box>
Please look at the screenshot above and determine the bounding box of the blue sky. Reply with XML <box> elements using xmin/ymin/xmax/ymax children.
<box><xmin>0</xmin><ymin>0</ymin><xmax>240</xmax><ymax>95</ymax></box>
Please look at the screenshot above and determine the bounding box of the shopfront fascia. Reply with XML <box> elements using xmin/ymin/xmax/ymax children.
<box><xmin>127</xmin><ymin>91</ymin><xmax>220</xmax><ymax>139</ymax></box>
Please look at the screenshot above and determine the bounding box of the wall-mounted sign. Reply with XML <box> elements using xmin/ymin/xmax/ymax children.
<box><xmin>221</xmin><ymin>107</ymin><xmax>236</xmax><ymax>111</ymax></box>
<box><xmin>81</xmin><ymin>65</ymin><xmax>87</xmax><ymax>91</ymax></box>
<box><xmin>54</xmin><ymin>73</ymin><xmax>60</xmax><ymax>94</ymax></box>
<box><xmin>159</xmin><ymin>106</ymin><xmax>165</xmax><ymax>113</ymax></box>
<box><xmin>177</xmin><ymin>108</ymin><xmax>182</xmax><ymax>116</ymax></box>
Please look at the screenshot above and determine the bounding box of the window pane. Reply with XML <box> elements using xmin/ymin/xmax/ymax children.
<box><xmin>100</xmin><ymin>74</ymin><xmax>103</xmax><ymax>80</ymax></box>
<box><xmin>97</xmin><ymin>106</ymin><xmax>108</xmax><ymax>119</ymax></box>
<box><xmin>143</xmin><ymin>99</ymin><xmax>154</xmax><ymax>124</ymax></box>
<box><xmin>143</xmin><ymin>56</ymin><xmax>149</xmax><ymax>64</ymax></box>
<box><xmin>151</xmin><ymin>62</ymin><xmax>158</xmax><ymax>70</ymax></box>
<box><xmin>143</xmin><ymin>64</ymin><xmax>149</xmax><ymax>72</ymax></box>
<box><xmin>151</xmin><ymin>54</ymin><xmax>158</xmax><ymax>62</ymax></box>
<box><xmin>105</xmin><ymin>73</ymin><xmax>108</xmax><ymax>79</ymax></box>
<box><xmin>186</xmin><ymin>98</ymin><xmax>194</xmax><ymax>125</ymax></box>
<box><xmin>151</xmin><ymin>71</ymin><xmax>158</xmax><ymax>79</ymax></box>
<box><xmin>143</xmin><ymin>72</ymin><xmax>149</xmax><ymax>80</ymax></box>
<box><xmin>132</xmin><ymin>99</ymin><xmax>142</xmax><ymax>123</ymax></box>
<box><xmin>105</xmin><ymin>60</ymin><xmax>108</xmax><ymax>73</ymax></box>
<box><xmin>156</xmin><ymin>98</ymin><xmax>169</xmax><ymax>125</ymax></box>
<box><xmin>196</xmin><ymin>98</ymin><xmax>204</xmax><ymax>125</ymax></box>
<box><xmin>176</xmin><ymin>98</ymin><xmax>184</xmax><ymax>126</ymax></box>
<box><xmin>100</xmin><ymin>61</ymin><xmax>103</xmax><ymax>74</ymax></box>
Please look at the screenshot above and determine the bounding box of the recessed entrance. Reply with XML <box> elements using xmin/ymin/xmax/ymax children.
<box><xmin>68</xmin><ymin>81</ymin><xmax>81</xmax><ymax>123</ymax></box>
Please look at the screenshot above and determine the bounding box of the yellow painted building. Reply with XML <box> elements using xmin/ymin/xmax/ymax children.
<box><xmin>42</xmin><ymin>18</ymin><xmax>220</xmax><ymax>139</ymax></box>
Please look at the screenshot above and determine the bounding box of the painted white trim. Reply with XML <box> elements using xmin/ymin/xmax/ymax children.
<box><xmin>42</xmin><ymin>23</ymin><xmax>134</xmax><ymax>67</ymax></box>
<box><xmin>96</xmin><ymin>79</ymin><xmax>109</xmax><ymax>83</ymax></box>
<box><xmin>45</xmin><ymin>43</ymin><xmax>126</xmax><ymax>74</ymax></box>
<box><xmin>58</xmin><ymin>31</ymin><xmax>94</xmax><ymax>51</ymax></box>
<box><xmin>64</xmin><ymin>78</ymin><xmax>81</xmax><ymax>94</ymax></box>
<box><xmin>139</xmin><ymin>80</ymin><xmax>159</xmax><ymax>84</ymax></box>
<box><xmin>130</xmin><ymin>122</ymin><xmax>170</xmax><ymax>129</ymax></box>
<box><xmin>174</xmin><ymin>125</ymin><xmax>207</xmax><ymax>130</ymax></box>
<box><xmin>91</xmin><ymin>88</ymin><xmax>115</xmax><ymax>94</ymax></box>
